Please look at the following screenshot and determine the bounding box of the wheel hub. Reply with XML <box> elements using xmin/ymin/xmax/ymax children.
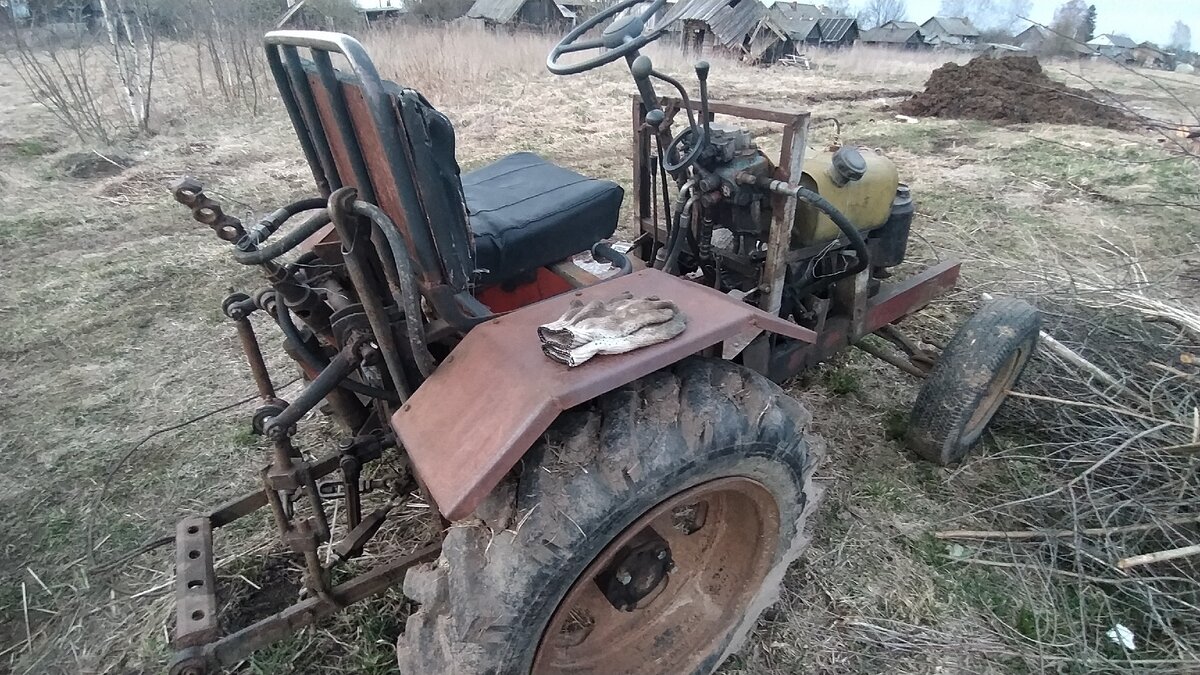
<box><xmin>596</xmin><ymin>528</ymin><xmax>672</xmax><ymax>611</ymax></box>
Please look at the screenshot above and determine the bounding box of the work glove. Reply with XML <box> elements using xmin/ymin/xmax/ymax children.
<box><xmin>538</xmin><ymin>292</ymin><xmax>688</xmax><ymax>367</ymax></box>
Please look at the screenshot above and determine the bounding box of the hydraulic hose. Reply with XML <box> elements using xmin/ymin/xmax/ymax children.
<box><xmin>240</xmin><ymin>197</ymin><xmax>328</xmax><ymax>249</ymax></box>
<box><xmin>663</xmin><ymin>194</ymin><xmax>699</xmax><ymax>275</ymax></box>
<box><xmin>233</xmin><ymin>209</ymin><xmax>332</xmax><ymax>265</ymax></box>
<box><xmin>654</xmin><ymin>182</ymin><xmax>693</xmax><ymax>272</ymax></box>
<box><xmin>348</xmin><ymin>200</ymin><xmax>437</xmax><ymax>380</ymax></box>
<box><xmin>590</xmin><ymin>242</ymin><xmax>633</xmax><ymax>276</ymax></box>
<box><xmin>755</xmin><ymin>177</ymin><xmax>871</xmax><ymax>283</ymax></box>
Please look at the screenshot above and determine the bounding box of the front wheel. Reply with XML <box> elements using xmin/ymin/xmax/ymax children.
<box><xmin>396</xmin><ymin>358</ymin><xmax>818</xmax><ymax>674</ymax></box>
<box><xmin>907</xmin><ymin>297</ymin><xmax>1040</xmax><ymax>465</ymax></box>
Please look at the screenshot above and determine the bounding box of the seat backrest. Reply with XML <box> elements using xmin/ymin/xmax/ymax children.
<box><xmin>263</xmin><ymin>30</ymin><xmax>474</xmax><ymax>294</ymax></box>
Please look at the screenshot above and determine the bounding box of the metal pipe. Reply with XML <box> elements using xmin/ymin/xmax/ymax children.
<box><xmin>328</xmin><ymin>188</ymin><xmax>414</xmax><ymax>403</ymax></box>
<box><xmin>232</xmin><ymin>317</ymin><xmax>276</xmax><ymax>401</ymax></box>
<box><xmin>264</xmin><ymin>348</ymin><xmax>360</xmax><ymax>438</ymax></box>
<box><xmin>274</xmin><ymin>303</ymin><xmax>400</xmax><ymax>402</ymax></box>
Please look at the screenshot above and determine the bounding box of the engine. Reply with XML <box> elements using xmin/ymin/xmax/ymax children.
<box><xmin>668</xmin><ymin>120</ymin><xmax>915</xmax><ymax>324</ymax></box>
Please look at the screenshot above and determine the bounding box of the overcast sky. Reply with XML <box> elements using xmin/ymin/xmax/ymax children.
<box><xmin>901</xmin><ymin>0</ymin><xmax>1199</xmax><ymax>46</ymax></box>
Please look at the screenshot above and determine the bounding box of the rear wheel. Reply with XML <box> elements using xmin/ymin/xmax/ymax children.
<box><xmin>396</xmin><ymin>358</ymin><xmax>818</xmax><ymax>675</ymax></box>
<box><xmin>908</xmin><ymin>297</ymin><xmax>1040</xmax><ymax>465</ymax></box>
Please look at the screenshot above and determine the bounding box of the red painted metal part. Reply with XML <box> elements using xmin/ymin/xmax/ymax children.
<box><xmin>867</xmin><ymin>259</ymin><xmax>961</xmax><ymax>328</ymax></box>
<box><xmin>474</xmin><ymin>267</ymin><xmax>575</xmax><ymax>313</ymax></box>
<box><xmin>391</xmin><ymin>268</ymin><xmax>816</xmax><ymax>520</ymax></box>
<box><xmin>768</xmin><ymin>259</ymin><xmax>962</xmax><ymax>380</ymax></box>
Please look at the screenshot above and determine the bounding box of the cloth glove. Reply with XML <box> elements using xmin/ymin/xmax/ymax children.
<box><xmin>538</xmin><ymin>293</ymin><xmax>688</xmax><ymax>367</ymax></box>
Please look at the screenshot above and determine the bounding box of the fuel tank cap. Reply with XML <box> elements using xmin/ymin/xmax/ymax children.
<box><xmin>830</xmin><ymin>146</ymin><xmax>867</xmax><ymax>185</ymax></box>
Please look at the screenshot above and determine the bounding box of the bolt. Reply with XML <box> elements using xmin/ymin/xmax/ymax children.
<box><xmin>657</xmin><ymin>550</ymin><xmax>667</xmax><ymax>560</ymax></box>
<box><xmin>616</xmin><ymin>569</ymin><xmax>632</xmax><ymax>585</ymax></box>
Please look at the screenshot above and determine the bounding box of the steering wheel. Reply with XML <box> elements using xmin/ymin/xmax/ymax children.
<box><xmin>663</xmin><ymin>126</ymin><xmax>706</xmax><ymax>173</ymax></box>
<box><xmin>547</xmin><ymin>0</ymin><xmax>667</xmax><ymax>76</ymax></box>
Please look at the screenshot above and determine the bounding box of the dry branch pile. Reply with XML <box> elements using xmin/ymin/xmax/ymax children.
<box><xmin>939</xmin><ymin>261</ymin><xmax>1200</xmax><ymax>668</ymax></box>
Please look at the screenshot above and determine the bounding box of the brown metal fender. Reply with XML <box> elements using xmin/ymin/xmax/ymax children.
<box><xmin>390</xmin><ymin>268</ymin><xmax>816</xmax><ymax>520</ymax></box>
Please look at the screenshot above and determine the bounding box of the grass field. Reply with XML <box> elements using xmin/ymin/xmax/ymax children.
<box><xmin>1</xmin><ymin>22</ymin><xmax>1198</xmax><ymax>674</ymax></box>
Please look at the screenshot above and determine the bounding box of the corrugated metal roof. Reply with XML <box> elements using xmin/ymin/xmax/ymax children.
<box><xmin>923</xmin><ymin>16</ymin><xmax>979</xmax><ymax>37</ymax></box>
<box><xmin>466</xmin><ymin>0</ymin><xmax>526</xmax><ymax>23</ymax></box>
<box><xmin>817</xmin><ymin>16</ymin><xmax>856</xmax><ymax>42</ymax></box>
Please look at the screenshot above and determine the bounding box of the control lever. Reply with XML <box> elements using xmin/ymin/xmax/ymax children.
<box><xmin>695</xmin><ymin>60</ymin><xmax>711</xmax><ymax>148</ymax></box>
<box><xmin>629</xmin><ymin>54</ymin><xmax>660</xmax><ymax>113</ymax></box>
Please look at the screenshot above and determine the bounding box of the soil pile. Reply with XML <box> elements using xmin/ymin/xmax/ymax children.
<box><xmin>898</xmin><ymin>56</ymin><xmax>1131</xmax><ymax>128</ymax></box>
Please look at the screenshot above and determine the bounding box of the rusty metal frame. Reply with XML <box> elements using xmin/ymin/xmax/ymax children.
<box><xmin>168</xmin><ymin>440</ymin><xmax>442</xmax><ymax>675</ymax></box>
<box><xmin>631</xmin><ymin>95</ymin><xmax>809</xmax><ymax>315</ymax></box>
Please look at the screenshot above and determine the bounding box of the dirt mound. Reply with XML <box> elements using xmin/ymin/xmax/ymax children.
<box><xmin>898</xmin><ymin>56</ymin><xmax>1131</xmax><ymax>128</ymax></box>
<box><xmin>56</xmin><ymin>151</ymin><xmax>133</xmax><ymax>179</ymax></box>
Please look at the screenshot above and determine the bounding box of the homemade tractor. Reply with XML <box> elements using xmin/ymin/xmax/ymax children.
<box><xmin>165</xmin><ymin>2</ymin><xmax>1039</xmax><ymax>673</ymax></box>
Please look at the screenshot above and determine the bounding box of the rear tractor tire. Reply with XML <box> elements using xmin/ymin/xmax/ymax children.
<box><xmin>907</xmin><ymin>297</ymin><xmax>1040</xmax><ymax>465</ymax></box>
<box><xmin>396</xmin><ymin>357</ymin><xmax>819</xmax><ymax>675</ymax></box>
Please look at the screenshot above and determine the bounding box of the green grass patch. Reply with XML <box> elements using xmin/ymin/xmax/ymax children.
<box><xmin>12</xmin><ymin>138</ymin><xmax>57</xmax><ymax>157</ymax></box>
<box><xmin>821</xmin><ymin>366</ymin><xmax>862</xmax><ymax>396</ymax></box>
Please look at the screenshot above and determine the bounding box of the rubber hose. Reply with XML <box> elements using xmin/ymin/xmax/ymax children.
<box><xmin>654</xmin><ymin>184</ymin><xmax>692</xmax><ymax>271</ymax></box>
<box><xmin>350</xmin><ymin>200</ymin><xmax>438</xmax><ymax>379</ymax></box>
<box><xmin>232</xmin><ymin>210</ymin><xmax>332</xmax><ymax>265</ymax></box>
<box><xmin>790</xmin><ymin>185</ymin><xmax>870</xmax><ymax>279</ymax></box>
<box><xmin>251</xmin><ymin>197</ymin><xmax>327</xmax><ymax>242</ymax></box>
<box><xmin>590</xmin><ymin>242</ymin><xmax>633</xmax><ymax>276</ymax></box>
<box><xmin>663</xmin><ymin>195</ymin><xmax>698</xmax><ymax>274</ymax></box>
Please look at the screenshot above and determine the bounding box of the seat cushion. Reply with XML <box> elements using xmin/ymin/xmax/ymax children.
<box><xmin>463</xmin><ymin>152</ymin><xmax>623</xmax><ymax>285</ymax></box>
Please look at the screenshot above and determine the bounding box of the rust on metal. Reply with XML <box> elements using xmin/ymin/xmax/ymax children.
<box><xmin>392</xmin><ymin>268</ymin><xmax>816</xmax><ymax>520</ymax></box>
<box><xmin>865</xmin><ymin>259</ymin><xmax>961</xmax><ymax>329</ymax></box>
<box><xmin>173</xmin><ymin>517</ymin><xmax>219</xmax><ymax>649</ymax></box>
<box><xmin>533</xmin><ymin>477</ymin><xmax>780</xmax><ymax>673</ymax></box>
<box><xmin>172</xmin><ymin>542</ymin><xmax>441</xmax><ymax>674</ymax></box>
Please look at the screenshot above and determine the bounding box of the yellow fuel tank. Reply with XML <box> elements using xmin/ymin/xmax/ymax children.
<box><xmin>792</xmin><ymin>146</ymin><xmax>899</xmax><ymax>245</ymax></box>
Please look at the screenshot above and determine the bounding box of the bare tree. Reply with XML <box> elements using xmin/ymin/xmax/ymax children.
<box><xmin>823</xmin><ymin>0</ymin><xmax>852</xmax><ymax>16</ymax></box>
<box><xmin>938</xmin><ymin>0</ymin><xmax>967</xmax><ymax>17</ymax></box>
<box><xmin>939</xmin><ymin>0</ymin><xmax>1032</xmax><ymax>32</ymax></box>
<box><xmin>859</xmin><ymin>0</ymin><xmax>907</xmax><ymax>30</ymax></box>
<box><xmin>1050</xmin><ymin>0</ymin><xmax>1088</xmax><ymax>48</ymax></box>
<box><xmin>1170</xmin><ymin>21</ymin><xmax>1192</xmax><ymax>53</ymax></box>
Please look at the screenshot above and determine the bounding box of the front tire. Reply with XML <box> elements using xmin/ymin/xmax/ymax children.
<box><xmin>908</xmin><ymin>297</ymin><xmax>1040</xmax><ymax>465</ymax></box>
<box><xmin>396</xmin><ymin>358</ymin><xmax>818</xmax><ymax>675</ymax></box>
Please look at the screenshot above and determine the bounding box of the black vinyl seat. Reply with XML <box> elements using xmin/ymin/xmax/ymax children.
<box><xmin>463</xmin><ymin>152</ymin><xmax>623</xmax><ymax>286</ymax></box>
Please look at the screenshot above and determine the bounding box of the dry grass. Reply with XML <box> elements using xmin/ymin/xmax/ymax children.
<box><xmin>0</xmin><ymin>21</ymin><xmax>1198</xmax><ymax>675</ymax></box>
